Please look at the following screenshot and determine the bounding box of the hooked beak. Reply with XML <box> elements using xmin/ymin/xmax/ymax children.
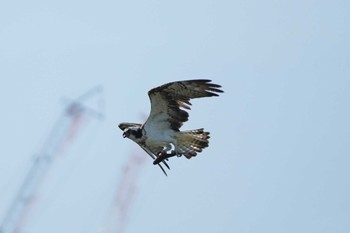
<box><xmin>122</xmin><ymin>131</ymin><xmax>129</xmax><ymax>138</ymax></box>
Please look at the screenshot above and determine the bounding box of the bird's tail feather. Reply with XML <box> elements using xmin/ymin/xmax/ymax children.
<box><xmin>176</xmin><ymin>128</ymin><xmax>210</xmax><ymax>158</ymax></box>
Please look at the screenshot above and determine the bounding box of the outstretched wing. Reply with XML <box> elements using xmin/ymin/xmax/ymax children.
<box><xmin>143</xmin><ymin>79</ymin><xmax>223</xmax><ymax>132</ymax></box>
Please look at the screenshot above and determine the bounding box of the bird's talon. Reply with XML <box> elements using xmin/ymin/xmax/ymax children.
<box><xmin>154</xmin><ymin>151</ymin><xmax>176</xmax><ymax>165</ymax></box>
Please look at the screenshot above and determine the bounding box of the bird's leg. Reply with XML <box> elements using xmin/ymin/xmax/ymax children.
<box><xmin>172</xmin><ymin>142</ymin><xmax>181</xmax><ymax>157</ymax></box>
<box><xmin>153</xmin><ymin>150</ymin><xmax>176</xmax><ymax>165</ymax></box>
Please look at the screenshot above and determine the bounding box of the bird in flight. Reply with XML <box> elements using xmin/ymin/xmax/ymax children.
<box><xmin>119</xmin><ymin>79</ymin><xmax>223</xmax><ymax>175</ymax></box>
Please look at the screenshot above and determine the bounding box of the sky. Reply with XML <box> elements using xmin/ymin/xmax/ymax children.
<box><xmin>0</xmin><ymin>0</ymin><xmax>350</xmax><ymax>233</ymax></box>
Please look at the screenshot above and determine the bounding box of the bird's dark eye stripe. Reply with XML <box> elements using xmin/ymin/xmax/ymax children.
<box><xmin>134</xmin><ymin>128</ymin><xmax>143</xmax><ymax>138</ymax></box>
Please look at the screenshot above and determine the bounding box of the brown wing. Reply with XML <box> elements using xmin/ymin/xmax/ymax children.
<box><xmin>143</xmin><ymin>79</ymin><xmax>223</xmax><ymax>132</ymax></box>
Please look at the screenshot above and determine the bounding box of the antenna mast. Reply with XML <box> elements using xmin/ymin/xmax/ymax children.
<box><xmin>0</xmin><ymin>87</ymin><xmax>104</xmax><ymax>233</ymax></box>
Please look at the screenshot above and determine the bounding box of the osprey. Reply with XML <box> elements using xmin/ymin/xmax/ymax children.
<box><xmin>118</xmin><ymin>79</ymin><xmax>223</xmax><ymax>175</ymax></box>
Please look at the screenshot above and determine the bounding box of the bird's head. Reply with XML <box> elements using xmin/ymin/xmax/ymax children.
<box><xmin>122</xmin><ymin>126</ymin><xmax>143</xmax><ymax>141</ymax></box>
<box><xmin>118</xmin><ymin>122</ymin><xmax>143</xmax><ymax>141</ymax></box>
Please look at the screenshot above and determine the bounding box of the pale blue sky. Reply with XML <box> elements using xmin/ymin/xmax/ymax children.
<box><xmin>0</xmin><ymin>0</ymin><xmax>349</xmax><ymax>233</ymax></box>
